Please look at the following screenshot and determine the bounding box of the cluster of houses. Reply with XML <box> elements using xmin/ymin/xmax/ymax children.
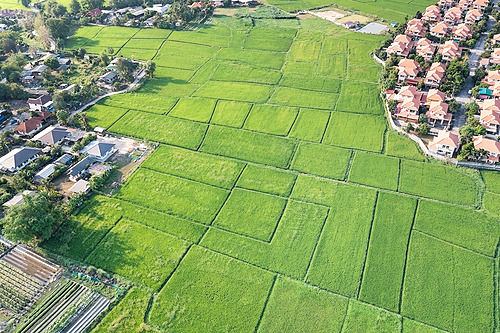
<box><xmin>384</xmin><ymin>0</ymin><xmax>500</xmax><ymax>163</ymax></box>
<box><xmin>0</xmin><ymin>125</ymin><xmax>116</xmax><ymax>197</ymax></box>
<box><xmin>21</xmin><ymin>54</ymin><xmax>72</xmax><ymax>88</ymax></box>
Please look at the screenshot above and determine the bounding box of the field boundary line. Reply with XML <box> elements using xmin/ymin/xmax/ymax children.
<box><xmin>106</xmin><ymin>108</ymin><xmax>131</xmax><ymax>130</ymax></box>
<box><xmin>267</xmin><ymin>199</ymin><xmax>290</xmax><ymax>243</ymax></box>
<box><xmin>319</xmin><ymin>111</ymin><xmax>332</xmax><ymax>143</ymax></box>
<box><xmin>494</xmin><ymin>238</ymin><xmax>500</xmax><ymax>332</ymax></box>
<box><xmin>413</xmin><ymin>229</ymin><xmax>495</xmax><ymax>259</ymax></box>
<box><xmin>114</xmin><ymin>28</ymin><xmax>142</xmax><ymax>56</ymax></box>
<box><xmin>285</xmin><ymin>140</ymin><xmax>300</xmax><ymax>170</ymax></box>
<box><xmin>339</xmin><ymin>299</ymin><xmax>351</xmax><ymax>333</ymax></box>
<box><xmin>82</xmin><ymin>216</ymin><xmax>123</xmax><ymax>263</ymax></box>
<box><xmin>398</xmin><ymin>200</ymin><xmax>419</xmax><ymax>314</ymax></box>
<box><xmin>253</xmin><ymin>275</ymin><xmax>277</xmax><ymax>333</ymax></box>
<box><xmin>344</xmin><ymin>149</ymin><xmax>355</xmax><ymax>182</ymax></box>
<box><xmin>285</xmin><ymin>108</ymin><xmax>300</xmax><ymax>137</ymax></box>
<box><xmin>396</xmin><ymin>158</ymin><xmax>402</xmax><ymax>192</ymax></box>
<box><xmin>357</xmin><ymin>191</ymin><xmax>379</xmax><ymax>299</ymax></box>
<box><xmin>303</xmin><ymin>208</ymin><xmax>331</xmax><ymax>282</ymax></box>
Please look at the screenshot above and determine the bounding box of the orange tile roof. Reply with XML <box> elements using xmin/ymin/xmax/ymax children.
<box><xmin>473</xmin><ymin>136</ymin><xmax>500</xmax><ymax>154</ymax></box>
<box><xmin>431</xmin><ymin>21</ymin><xmax>450</xmax><ymax>35</ymax></box>
<box><xmin>453</xmin><ymin>23</ymin><xmax>473</xmax><ymax>37</ymax></box>
<box><xmin>429</xmin><ymin>101</ymin><xmax>450</xmax><ymax>115</ymax></box>
<box><xmin>429</xmin><ymin>62</ymin><xmax>447</xmax><ymax>72</ymax></box>
<box><xmin>416</xmin><ymin>38</ymin><xmax>432</xmax><ymax>48</ymax></box>
<box><xmin>398</xmin><ymin>58</ymin><xmax>420</xmax><ymax>69</ymax></box>
<box><xmin>427</xmin><ymin>89</ymin><xmax>447</xmax><ymax>101</ymax></box>
<box><xmin>480</xmin><ymin>109</ymin><xmax>500</xmax><ymax>125</ymax></box>
<box><xmin>428</xmin><ymin>130</ymin><xmax>459</xmax><ymax>149</ymax></box>
<box><xmin>14</xmin><ymin>118</ymin><xmax>43</xmax><ymax>134</ymax></box>
<box><xmin>394</xmin><ymin>34</ymin><xmax>412</xmax><ymax>44</ymax></box>
<box><xmin>481</xmin><ymin>98</ymin><xmax>500</xmax><ymax>111</ymax></box>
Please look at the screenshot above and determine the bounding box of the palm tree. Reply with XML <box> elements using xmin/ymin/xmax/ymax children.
<box><xmin>145</xmin><ymin>60</ymin><xmax>156</xmax><ymax>78</ymax></box>
<box><xmin>78</xmin><ymin>112</ymin><xmax>89</xmax><ymax>131</ymax></box>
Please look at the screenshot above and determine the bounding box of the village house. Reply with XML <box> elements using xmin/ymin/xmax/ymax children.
<box><xmin>439</xmin><ymin>0</ymin><xmax>455</xmax><ymax>9</ymax></box>
<box><xmin>479</xmin><ymin>109</ymin><xmax>500</xmax><ymax>133</ymax></box>
<box><xmin>69</xmin><ymin>179</ymin><xmax>90</xmax><ymax>195</ymax></box>
<box><xmin>386</xmin><ymin>34</ymin><xmax>413</xmax><ymax>57</ymax></box>
<box><xmin>428</xmin><ymin>130</ymin><xmax>460</xmax><ymax>157</ymax></box>
<box><xmin>425</xmin><ymin>62</ymin><xmax>447</xmax><ymax>88</ymax></box>
<box><xmin>491</xmin><ymin>33</ymin><xmax>500</xmax><ymax>46</ymax></box>
<box><xmin>490</xmin><ymin>48</ymin><xmax>500</xmax><ymax>65</ymax></box>
<box><xmin>397</xmin><ymin>59</ymin><xmax>421</xmax><ymax>84</ymax></box>
<box><xmin>80</xmin><ymin>141</ymin><xmax>116</xmax><ymax>162</ymax></box>
<box><xmin>27</xmin><ymin>94</ymin><xmax>53</xmax><ymax>112</ymax></box>
<box><xmin>32</xmin><ymin>126</ymin><xmax>69</xmax><ymax>145</ymax></box>
<box><xmin>473</xmin><ymin>135</ymin><xmax>500</xmax><ymax>163</ymax></box>
<box><xmin>393</xmin><ymin>96</ymin><xmax>421</xmax><ymax>123</ymax></box>
<box><xmin>489</xmin><ymin>81</ymin><xmax>500</xmax><ymax>98</ymax></box>
<box><xmin>423</xmin><ymin>5</ymin><xmax>442</xmax><ymax>22</ymax></box>
<box><xmin>444</xmin><ymin>7</ymin><xmax>463</xmax><ymax>24</ymax></box>
<box><xmin>30</xmin><ymin>65</ymin><xmax>48</xmax><ymax>78</ymax></box>
<box><xmin>14</xmin><ymin>112</ymin><xmax>51</xmax><ymax>136</ymax></box>
<box><xmin>34</xmin><ymin>163</ymin><xmax>56</xmax><ymax>183</ymax></box>
<box><xmin>67</xmin><ymin>156</ymin><xmax>96</xmax><ymax>182</ymax></box>
<box><xmin>459</xmin><ymin>0</ymin><xmax>473</xmax><ymax>10</ymax></box>
<box><xmin>453</xmin><ymin>23</ymin><xmax>473</xmax><ymax>41</ymax></box>
<box><xmin>0</xmin><ymin>147</ymin><xmax>40</xmax><ymax>172</ymax></box>
<box><xmin>472</xmin><ymin>0</ymin><xmax>489</xmax><ymax>10</ymax></box>
<box><xmin>405</xmin><ymin>18</ymin><xmax>427</xmax><ymax>38</ymax></box>
<box><xmin>481</xmin><ymin>98</ymin><xmax>500</xmax><ymax>112</ymax></box>
<box><xmin>416</xmin><ymin>38</ymin><xmax>436</xmax><ymax>61</ymax></box>
<box><xmin>99</xmin><ymin>71</ymin><xmax>117</xmax><ymax>85</ymax></box>
<box><xmin>386</xmin><ymin>85</ymin><xmax>425</xmax><ymax>103</ymax></box>
<box><xmin>465</xmin><ymin>8</ymin><xmax>482</xmax><ymax>24</ymax></box>
<box><xmin>3</xmin><ymin>190</ymin><xmax>33</xmax><ymax>207</ymax></box>
<box><xmin>426</xmin><ymin>88</ymin><xmax>447</xmax><ymax>104</ymax></box>
<box><xmin>438</xmin><ymin>40</ymin><xmax>462</xmax><ymax>61</ymax></box>
<box><xmin>86</xmin><ymin>8</ymin><xmax>102</xmax><ymax>17</ymax></box>
<box><xmin>483</xmin><ymin>70</ymin><xmax>500</xmax><ymax>84</ymax></box>
<box><xmin>430</xmin><ymin>21</ymin><xmax>451</xmax><ymax>38</ymax></box>
<box><xmin>426</xmin><ymin>101</ymin><xmax>452</xmax><ymax>125</ymax></box>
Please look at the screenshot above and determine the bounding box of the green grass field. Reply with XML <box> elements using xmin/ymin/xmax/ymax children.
<box><xmin>38</xmin><ymin>14</ymin><xmax>500</xmax><ymax>333</ymax></box>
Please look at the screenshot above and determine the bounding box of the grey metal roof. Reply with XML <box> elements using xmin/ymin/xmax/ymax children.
<box><xmin>86</xmin><ymin>142</ymin><xmax>115</xmax><ymax>158</ymax></box>
<box><xmin>67</xmin><ymin>156</ymin><xmax>96</xmax><ymax>177</ymax></box>
<box><xmin>55</xmin><ymin>153</ymin><xmax>72</xmax><ymax>165</ymax></box>
<box><xmin>0</xmin><ymin>147</ymin><xmax>41</xmax><ymax>169</ymax></box>
<box><xmin>33</xmin><ymin>127</ymin><xmax>69</xmax><ymax>145</ymax></box>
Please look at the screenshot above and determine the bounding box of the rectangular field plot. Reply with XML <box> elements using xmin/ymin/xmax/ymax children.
<box><xmin>101</xmin><ymin>93</ymin><xmax>178</xmax><ymax>114</ymax></box>
<box><xmin>342</xmin><ymin>300</ymin><xmax>402</xmax><ymax>332</ymax></box>
<box><xmin>269</xmin><ymin>87</ymin><xmax>339</xmax><ymax>109</ymax></box>
<box><xmin>140</xmin><ymin>78</ymin><xmax>199</xmax><ymax>98</ymax></box>
<box><xmin>194</xmin><ymin>81</ymin><xmax>273</xmax><ymax>103</ymax></box>
<box><xmin>211</xmin><ymin>61</ymin><xmax>282</xmax><ymax>85</ymax></box>
<box><xmin>86</xmin><ymin>104</ymin><xmax>128</xmax><ymax>129</ymax></box>
<box><xmin>200</xmin><ymin>126</ymin><xmax>296</xmax><ymax>168</ymax></box>
<box><xmin>401</xmin><ymin>232</ymin><xmax>495</xmax><ymax>332</ymax></box>
<box><xmin>95</xmin><ymin>26</ymin><xmax>140</xmax><ymax>39</ymax></box>
<box><xmin>348</xmin><ymin>39</ymin><xmax>381</xmax><ymax>66</ymax></box>
<box><xmin>359</xmin><ymin>192</ymin><xmax>416</xmax><ymax>311</ymax></box>
<box><xmin>415</xmin><ymin>200</ymin><xmax>500</xmax><ymax>256</ymax></box>
<box><xmin>386</xmin><ymin>131</ymin><xmax>426</xmax><ymax>161</ymax></box>
<box><xmin>167</xmin><ymin>97</ymin><xmax>217</xmax><ymax>122</ymax></box>
<box><xmin>203</xmin><ymin>201</ymin><xmax>327</xmax><ymax>278</ymax></box>
<box><xmin>132</xmin><ymin>28</ymin><xmax>172</xmax><ymax>39</ymax></box>
<box><xmin>243</xmin><ymin>104</ymin><xmax>298</xmax><ymax>136</ymax></box>
<box><xmin>306</xmin><ymin>185</ymin><xmax>377</xmax><ymax>296</ymax></box>
<box><xmin>157</xmin><ymin>41</ymin><xmax>219</xmax><ymax>58</ymax></box>
<box><xmin>93</xmin><ymin>287</ymin><xmax>151</xmax><ymax>333</ymax></box>
<box><xmin>279</xmin><ymin>74</ymin><xmax>342</xmax><ymax>93</ymax></box>
<box><xmin>213</xmin><ymin>188</ymin><xmax>287</xmax><ymax>241</ymax></box>
<box><xmin>336</xmin><ymin>81</ymin><xmax>384</xmax><ymax>115</ymax></box>
<box><xmin>481</xmin><ymin>170</ymin><xmax>500</xmax><ymax>194</ymax></box>
<box><xmin>142</xmin><ymin>145</ymin><xmax>245</xmax><ymax>189</ymax></box>
<box><xmin>322</xmin><ymin>113</ymin><xmax>386</xmax><ymax>152</ymax></box>
<box><xmin>117</xmin><ymin>48</ymin><xmax>157</xmax><ymax>60</ymax></box>
<box><xmin>348</xmin><ymin>66</ymin><xmax>380</xmax><ymax>83</ymax></box>
<box><xmin>65</xmin><ymin>26</ymin><xmax>102</xmax><ymax>49</ymax></box>
<box><xmin>122</xmin><ymin>38</ymin><xmax>164</xmax><ymax>50</ymax></box>
<box><xmin>150</xmin><ymin>246</ymin><xmax>274</xmax><ymax>332</ymax></box>
<box><xmin>244</xmin><ymin>35</ymin><xmax>294</xmax><ymax>52</ymax></box>
<box><xmin>322</xmin><ymin>35</ymin><xmax>348</xmax><ymax>54</ymax></box>
<box><xmin>291</xmin><ymin>142</ymin><xmax>351</xmax><ymax>180</ymax></box>
<box><xmin>288</xmin><ymin>108</ymin><xmax>330</xmax><ymax>142</ymax></box>
<box><xmin>43</xmin><ymin>196</ymin><xmax>122</xmax><ymax>260</ymax></box>
<box><xmin>288</xmin><ymin>40</ymin><xmax>321</xmax><ymax>62</ymax></box>
<box><xmin>258</xmin><ymin>277</ymin><xmax>348</xmax><ymax>332</ymax></box>
<box><xmin>168</xmin><ymin>30</ymin><xmax>230</xmax><ymax>47</ymax></box>
<box><xmin>398</xmin><ymin>160</ymin><xmax>478</xmax><ymax>206</ymax></box>
<box><xmin>402</xmin><ymin>318</ymin><xmax>448</xmax><ymax>333</ymax></box>
<box><xmin>210</xmin><ymin>100</ymin><xmax>252</xmax><ymax>128</ymax></box>
<box><xmin>348</xmin><ymin>152</ymin><xmax>399</xmax><ymax>190</ymax></box>
<box><xmin>483</xmin><ymin>191</ymin><xmax>500</xmax><ymax>218</ymax></box>
<box><xmin>86</xmin><ymin>219</ymin><xmax>189</xmax><ymax>289</ymax></box>
<box><xmin>109</xmin><ymin>111</ymin><xmax>207</xmax><ymax>149</ymax></box>
<box><xmin>216</xmin><ymin>48</ymin><xmax>286</xmax><ymax>70</ymax></box>
<box><xmin>283</xmin><ymin>61</ymin><xmax>317</xmax><ymax>74</ymax></box>
<box><xmin>116</xmin><ymin>168</ymin><xmax>228</xmax><ymax>224</ymax></box>
<box><xmin>189</xmin><ymin>59</ymin><xmax>218</xmax><ymax>84</ymax></box>
<box><xmin>237</xmin><ymin>164</ymin><xmax>297</xmax><ymax>197</ymax></box>
<box><xmin>316</xmin><ymin>54</ymin><xmax>347</xmax><ymax>78</ymax></box>
<box><xmin>153</xmin><ymin>54</ymin><xmax>208</xmax><ymax>70</ymax></box>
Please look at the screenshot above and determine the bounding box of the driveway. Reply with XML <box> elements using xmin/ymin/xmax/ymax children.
<box><xmin>451</xmin><ymin>2</ymin><xmax>498</xmax><ymax>132</ymax></box>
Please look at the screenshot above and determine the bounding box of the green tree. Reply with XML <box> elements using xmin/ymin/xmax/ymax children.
<box><xmin>418</xmin><ymin>122</ymin><xmax>430</xmax><ymax>134</ymax></box>
<box><xmin>0</xmin><ymin>192</ymin><xmax>62</xmax><ymax>244</ymax></box>
<box><xmin>56</xmin><ymin>110</ymin><xmax>69</xmax><ymax>124</ymax></box>
<box><xmin>465</xmin><ymin>101</ymin><xmax>479</xmax><ymax>118</ymax></box>
<box><xmin>44</xmin><ymin>56</ymin><xmax>60</xmax><ymax>70</ymax></box>
<box><xmin>145</xmin><ymin>60</ymin><xmax>156</xmax><ymax>78</ymax></box>
<box><xmin>78</xmin><ymin>112</ymin><xmax>89</xmax><ymax>130</ymax></box>
<box><xmin>45</xmin><ymin>18</ymin><xmax>71</xmax><ymax>39</ymax></box>
<box><xmin>448</xmin><ymin>99</ymin><xmax>461</xmax><ymax>113</ymax></box>
<box><xmin>70</xmin><ymin>0</ymin><xmax>81</xmax><ymax>12</ymax></box>
<box><xmin>115</xmin><ymin>58</ymin><xmax>134</xmax><ymax>82</ymax></box>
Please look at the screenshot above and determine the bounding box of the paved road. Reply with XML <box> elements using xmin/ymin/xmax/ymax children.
<box><xmin>452</xmin><ymin>1</ymin><xmax>499</xmax><ymax>132</ymax></box>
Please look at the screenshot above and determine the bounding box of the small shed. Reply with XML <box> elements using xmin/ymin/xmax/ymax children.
<box><xmin>69</xmin><ymin>179</ymin><xmax>90</xmax><ymax>195</ymax></box>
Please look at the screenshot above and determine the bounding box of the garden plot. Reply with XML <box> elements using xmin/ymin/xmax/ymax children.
<box><xmin>86</xmin><ymin>219</ymin><xmax>189</xmax><ymax>289</ymax></box>
<box><xmin>142</xmin><ymin>145</ymin><xmax>245</xmax><ymax>189</ymax></box>
<box><xmin>401</xmin><ymin>232</ymin><xmax>495</xmax><ymax>332</ymax></box>
<box><xmin>109</xmin><ymin>111</ymin><xmax>207</xmax><ymax>149</ymax></box>
<box><xmin>258</xmin><ymin>277</ymin><xmax>348</xmax><ymax>332</ymax></box>
<box><xmin>236</xmin><ymin>164</ymin><xmax>297</xmax><ymax>197</ymax></box>
<box><xmin>203</xmin><ymin>200</ymin><xmax>327</xmax><ymax>279</ymax></box>
<box><xmin>150</xmin><ymin>246</ymin><xmax>275</xmax><ymax>331</ymax></box>
<box><xmin>116</xmin><ymin>168</ymin><xmax>228</xmax><ymax>224</ymax></box>
<box><xmin>322</xmin><ymin>112</ymin><xmax>386</xmax><ymax>152</ymax></box>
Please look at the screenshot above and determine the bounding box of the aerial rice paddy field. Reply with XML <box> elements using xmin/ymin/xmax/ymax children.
<box><xmin>39</xmin><ymin>11</ymin><xmax>500</xmax><ymax>333</ymax></box>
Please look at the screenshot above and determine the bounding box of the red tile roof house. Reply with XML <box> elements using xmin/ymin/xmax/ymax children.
<box><xmin>14</xmin><ymin>112</ymin><xmax>51</xmax><ymax>136</ymax></box>
<box><xmin>416</xmin><ymin>39</ymin><xmax>436</xmax><ymax>61</ymax></box>
<box><xmin>430</xmin><ymin>21</ymin><xmax>451</xmax><ymax>38</ymax></box>
<box><xmin>394</xmin><ymin>96</ymin><xmax>422</xmax><ymax>123</ymax></box>
<box><xmin>428</xmin><ymin>130</ymin><xmax>460</xmax><ymax>157</ymax></box>
<box><xmin>439</xmin><ymin>0</ymin><xmax>456</xmax><ymax>9</ymax></box>
<box><xmin>405</xmin><ymin>19</ymin><xmax>427</xmax><ymax>38</ymax></box>
<box><xmin>481</xmin><ymin>98</ymin><xmax>500</xmax><ymax>112</ymax></box>
<box><xmin>426</xmin><ymin>88</ymin><xmax>447</xmax><ymax>104</ymax></box>
<box><xmin>438</xmin><ymin>40</ymin><xmax>462</xmax><ymax>61</ymax></box>
<box><xmin>444</xmin><ymin>7</ymin><xmax>463</xmax><ymax>24</ymax></box>
<box><xmin>473</xmin><ymin>0</ymin><xmax>489</xmax><ymax>10</ymax></box>
<box><xmin>479</xmin><ymin>109</ymin><xmax>500</xmax><ymax>133</ymax></box>
<box><xmin>483</xmin><ymin>70</ymin><xmax>500</xmax><ymax>84</ymax></box>
<box><xmin>490</xmin><ymin>48</ymin><xmax>500</xmax><ymax>65</ymax></box>
<box><xmin>387</xmin><ymin>86</ymin><xmax>424</xmax><ymax>103</ymax></box>
<box><xmin>465</xmin><ymin>8</ymin><xmax>482</xmax><ymax>24</ymax></box>
<box><xmin>473</xmin><ymin>135</ymin><xmax>500</xmax><ymax>163</ymax></box>
<box><xmin>452</xmin><ymin>23</ymin><xmax>473</xmax><ymax>41</ymax></box>
<box><xmin>426</xmin><ymin>101</ymin><xmax>453</xmax><ymax>125</ymax></box>
<box><xmin>490</xmin><ymin>81</ymin><xmax>500</xmax><ymax>97</ymax></box>
<box><xmin>386</xmin><ymin>35</ymin><xmax>413</xmax><ymax>57</ymax></box>
<box><xmin>459</xmin><ymin>0</ymin><xmax>473</xmax><ymax>10</ymax></box>
<box><xmin>425</xmin><ymin>62</ymin><xmax>447</xmax><ymax>88</ymax></box>
<box><xmin>86</xmin><ymin>8</ymin><xmax>102</xmax><ymax>17</ymax></box>
<box><xmin>27</xmin><ymin>94</ymin><xmax>53</xmax><ymax>112</ymax></box>
<box><xmin>422</xmin><ymin>5</ymin><xmax>442</xmax><ymax>22</ymax></box>
<box><xmin>397</xmin><ymin>59</ymin><xmax>421</xmax><ymax>83</ymax></box>
<box><xmin>490</xmin><ymin>33</ymin><xmax>500</xmax><ymax>46</ymax></box>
